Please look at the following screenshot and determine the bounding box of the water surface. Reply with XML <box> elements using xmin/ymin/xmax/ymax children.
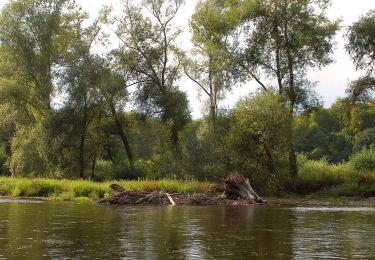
<box><xmin>0</xmin><ymin>200</ymin><xmax>374</xmax><ymax>259</ymax></box>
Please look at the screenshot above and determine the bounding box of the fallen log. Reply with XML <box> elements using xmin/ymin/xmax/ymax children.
<box><xmin>224</xmin><ymin>172</ymin><xmax>266</xmax><ymax>203</ymax></box>
<box><xmin>98</xmin><ymin>173</ymin><xmax>266</xmax><ymax>206</ymax></box>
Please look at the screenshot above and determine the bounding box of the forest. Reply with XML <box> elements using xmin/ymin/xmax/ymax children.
<box><xmin>0</xmin><ymin>0</ymin><xmax>374</xmax><ymax>197</ymax></box>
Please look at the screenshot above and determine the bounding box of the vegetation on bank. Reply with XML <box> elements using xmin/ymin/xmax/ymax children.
<box><xmin>1</xmin><ymin>153</ymin><xmax>374</xmax><ymax>201</ymax></box>
<box><xmin>296</xmin><ymin>156</ymin><xmax>375</xmax><ymax>198</ymax></box>
<box><xmin>0</xmin><ymin>178</ymin><xmax>213</xmax><ymax>201</ymax></box>
<box><xmin>0</xmin><ymin>0</ymin><xmax>374</xmax><ymax>200</ymax></box>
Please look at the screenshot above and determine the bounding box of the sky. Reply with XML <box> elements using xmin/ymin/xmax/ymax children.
<box><xmin>0</xmin><ymin>0</ymin><xmax>374</xmax><ymax>118</ymax></box>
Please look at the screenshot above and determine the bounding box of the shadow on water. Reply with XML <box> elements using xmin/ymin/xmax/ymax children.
<box><xmin>0</xmin><ymin>200</ymin><xmax>374</xmax><ymax>259</ymax></box>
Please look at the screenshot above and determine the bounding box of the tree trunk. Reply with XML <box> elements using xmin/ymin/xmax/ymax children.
<box><xmin>284</xmin><ymin>7</ymin><xmax>298</xmax><ymax>179</ymax></box>
<box><xmin>79</xmin><ymin>103</ymin><xmax>88</xmax><ymax>179</ymax></box>
<box><xmin>263</xmin><ymin>143</ymin><xmax>275</xmax><ymax>173</ymax></box>
<box><xmin>109</xmin><ymin>103</ymin><xmax>135</xmax><ymax>172</ymax></box>
<box><xmin>289</xmin><ymin>145</ymin><xmax>298</xmax><ymax>178</ymax></box>
<box><xmin>208</xmin><ymin>56</ymin><xmax>216</xmax><ymax>131</ymax></box>
<box><xmin>91</xmin><ymin>152</ymin><xmax>96</xmax><ymax>179</ymax></box>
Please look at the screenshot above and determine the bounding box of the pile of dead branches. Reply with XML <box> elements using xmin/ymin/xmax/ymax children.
<box><xmin>98</xmin><ymin>172</ymin><xmax>266</xmax><ymax>206</ymax></box>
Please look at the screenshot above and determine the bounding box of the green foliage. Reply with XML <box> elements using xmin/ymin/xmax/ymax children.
<box><xmin>108</xmin><ymin>0</ymin><xmax>191</xmax><ymax>151</ymax></box>
<box><xmin>0</xmin><ymin>0</ymin><xmax>375</xmax><ymax>200</ymax></box>
<box><xmin>346</xmin><ymin>76</ymin><xmax>375</xmax><ymax>106</ymax></box>
<box><xmin>296</xmin><ymin>155</ymin><xmax>349</xmax><ymax>194</ymax></box>
<box><xmin>0</xmin><ymin>143</ymin><xmax>9</xmax><ymax>176</ymax></box>
<box><xmin>353</xmin><ymin>128</ymin><xmax>375</xmax><ymax>152</ymax></box>
<box><xmin>350</xmin><ymin>149</ymin><xmax>375</xmax><ymax>171</ymax></box>
<box><xmin>0</xmin><ymin>177</ymin><xmax>213</xmax><ymax>199</ymax></box>
<box><xmin>8</xmin><ymin>125</ymin><xmax>49</xmax><ymax>177</ymax></box>
<box><xmin>346</xmin><ymin>10</ymin><xmax>375</xmax><ymax>73</ymax></box>
<box><xmin>234</xmin><ymin>92</ymin><xmax>291</xmax><ymax>179</ymax></box>
<box><xmin>296</xmin><ymin>154</ymin><xmax>375</xmax><ymax>197</ymax></box>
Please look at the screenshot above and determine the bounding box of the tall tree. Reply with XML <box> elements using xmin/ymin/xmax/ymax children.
<box><xmin>0</xmin><ymin>0</ymin><xmax>85</xmax><ymax>177</ymax></box>
<box><xmin>208</xmin><ymin>0</ymin><xmax>339</xmax><ymax>177</ymax></box>
<box><xmin>0</xmin><ymin>0</ymin><xmax>82</xmax><ymax>115</ymax></box>
<box><xmin>346</xmin><ymin>10</ymin><xmax>375</xmax><ymax>74</ymax></box>
<box><xmin>96</xmin><ymin>60</ymin><xmax>135</xmax><ymax>173</ymax></box>
<box><xmin>105</xmin><ymin>0</ymin><xmax>190</xmax><ymax>155</ymax></box>
<box><xmin>346</xmin><ymin>10</ymin><xmax>375</xmax><ymax>107</ymax></box>
<box><xmin>186</xmin><ymin>0</ymin><xmax>237</xmax><ymax>129</ymax></box>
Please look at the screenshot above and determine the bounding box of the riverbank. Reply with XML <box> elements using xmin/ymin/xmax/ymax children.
<box><xmin>1</xmin><ymin>175</ymin><xmax>375</xmax><ymax>203</ymax></box>
<box><xmin>0</xmin><ymin>177</ymin><xmax>213</xmax><ymax>201</ymax></box>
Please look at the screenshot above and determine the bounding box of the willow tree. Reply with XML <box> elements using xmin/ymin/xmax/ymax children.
<box><xmin>346</xmin><ymin>10</ymin><xmax>375</xmax><ymax>106</ymax></box>
<box><xmin>186</xmin><ymin>0</ymin><xmax>237</xmax><ymax>129</ymax></box>
<box><xmin>210</xmin><ymin>0</ymin><xmax>339</xmax><ymax>177</ymax></box>
<box><xmin>0</xmin><ymin>0</ymin><xmax>85</xmax><ymax>176</ymax></box>
<box><xmin>104</xmin><ymin>0</ymin><xmax>190</xmax><ymax>155</ymax></box>
<box><xmin>0</xmin><ymin>0</ymin><xmax>82</xmax><ymax>115</ymax></box>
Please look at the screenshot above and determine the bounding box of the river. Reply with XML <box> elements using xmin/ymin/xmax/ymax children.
<box><xmin>0</xmin><ymin>199</ymin><xmax>374</xmax><ymax>259</ymax></box>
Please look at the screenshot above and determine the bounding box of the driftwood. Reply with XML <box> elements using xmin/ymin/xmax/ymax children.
<box><xmin>98</xmin><ymin>173</ymin><xmax>266</xmax><ymax>206</ymax></box>
<box><xmin>224</xmin><ymin>172</ymin><xmax>266</xmax><ymax>203</ymax></box>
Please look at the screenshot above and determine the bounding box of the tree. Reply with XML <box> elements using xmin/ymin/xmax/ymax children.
<box><xmin>185</xmin><ymin>0</ymin><xmax>237</xmax><ymax>129</ymax></box>
<box><xmin>59</xmin><ymin>50</ymin><xmax>136</xmax><ymax>176</ymax></box>
<box><xmin>353</xmin><ymin>128</ymin><xmax>375</xmax><ymax>152</ymax></box>
<box><xmin>0</xmin><ymin>0</ymin><xmax>85</xmax><ymax>177</ymax></box>
<box><xmin>106</xmin><ymin>0</ymin><xmax>190</xmax><ymax>155</ymax></box>
<box><xmin>345</xmin><ymin>11</ymin><xmax>375</xmax><ymax>107</ymax></box>
<box><xmin>0</xmin><ymin>0</ymin><xmax>83</xmax><ymax>114</ymax></box>
<box><xmin>96</xmin><ymin>60</ymin><xmax>135</xmax><ymax>174</ymax></box>
<box><xmin>346</xmin><ymin>10</ymin><xmax>375</xmax><ymax>74</ymax></box>
<box><xmin>211</xmin><ymin>0</ymin><xmax>339</xmax><ymax>177</ymax></box>
<box><xmin>346</xmin><ymin>76</ymin><xmax>375</xmax><ymax>105</ymax></box>
<box><xmin>235</xmin><ymin>92</ymin><xmax>291</xmax><ymax>174</ymax></box>
<box><xmin>294</xmin><ymin>106</ymin><xmax>352</xmax><ymax>163</ymax></box>
<box><xmin>60</xmin><ymin>54</ymin><xmax>103</xmax><ymax>178</ymax></box>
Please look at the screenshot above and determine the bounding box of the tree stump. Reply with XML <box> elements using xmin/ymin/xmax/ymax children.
<box><xmin>224</xmin><ymin>172</ymin><xmax>266</xmax><ymax>203</ymax></box>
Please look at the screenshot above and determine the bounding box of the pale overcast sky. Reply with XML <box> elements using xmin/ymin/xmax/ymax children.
<box><xmin>0</xmin><ymin>0</ymin><xmax>374</xmax><ymax>118</ymax></box>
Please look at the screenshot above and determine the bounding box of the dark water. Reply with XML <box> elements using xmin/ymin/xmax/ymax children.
<box><xmin>0</xmin><ymin>200</ymin><xmax>375</xmax><ymax>259</ymax></box>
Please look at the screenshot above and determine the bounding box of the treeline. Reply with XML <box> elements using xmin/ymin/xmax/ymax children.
<box><xmin>0</xmin><ymin>0</ymin><xmax>374</xmax><ymax>194</ymax></box>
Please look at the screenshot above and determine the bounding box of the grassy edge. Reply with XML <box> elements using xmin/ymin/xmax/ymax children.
<box><xmin>0</xmin><ymin>177</ymin><xmax>214</xmax><ymax>201</ymax></box>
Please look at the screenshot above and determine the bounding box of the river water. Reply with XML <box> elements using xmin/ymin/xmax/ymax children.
<box><xmin>0</xmin><ymin>199</ymin><xmax>374</xmax><ymax>259</ymax></box>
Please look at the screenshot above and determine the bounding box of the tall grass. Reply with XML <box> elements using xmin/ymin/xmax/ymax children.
<box><xmin>0</xmin><ymin>177</ymin><xmax>214</xmax><ymax>201</ymax></box>
<box><xmin>297</xmin><ymin>156</ymin><xmax>375</xmax><ymax>197</ymax></box>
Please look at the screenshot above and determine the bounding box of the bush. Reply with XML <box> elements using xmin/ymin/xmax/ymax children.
<box><xmin>353</xmin><ymin>128</ymin><xmax>375</xmax><ymax>152</ymax></box>
<box><xmin>296</xmin><ymin>155</ymin><xmax>352</xmax><ymax>194</ymax></box>
<box><xmin>350</xmin><ymin>149</ymin><xmax>375</xmax><ymax>171</ymax></box>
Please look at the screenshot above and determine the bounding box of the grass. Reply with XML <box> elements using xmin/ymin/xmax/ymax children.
<box><xmin>0</xmin><ymin>177</ymin><xmax>214</xmax><ymax>201</ymax></box>
<box><xmin>296</xmin><ymin>158</ymin><xmax>375</xmax><ymax>198</ymax></box>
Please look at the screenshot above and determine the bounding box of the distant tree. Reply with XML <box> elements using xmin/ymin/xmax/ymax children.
<box><xmin>294</xmin><ymin>107</ymin><xmax>352</xmax><ymax>163</ymax></box>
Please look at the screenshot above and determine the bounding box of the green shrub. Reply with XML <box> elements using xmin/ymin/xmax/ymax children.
<box><xmin>296</xmin><ymin>155</ymin><xmax>353</xmax><ymax>194</ymax></box>
<box><xmin>350</xmin><ymin>149</ymin><xmax>375</xmax><ymax>171</ymax></box>
<box><xmin>94</xmin><ymin>160</ymin><xmax>115</xmax><ymax>181</ymax></box>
